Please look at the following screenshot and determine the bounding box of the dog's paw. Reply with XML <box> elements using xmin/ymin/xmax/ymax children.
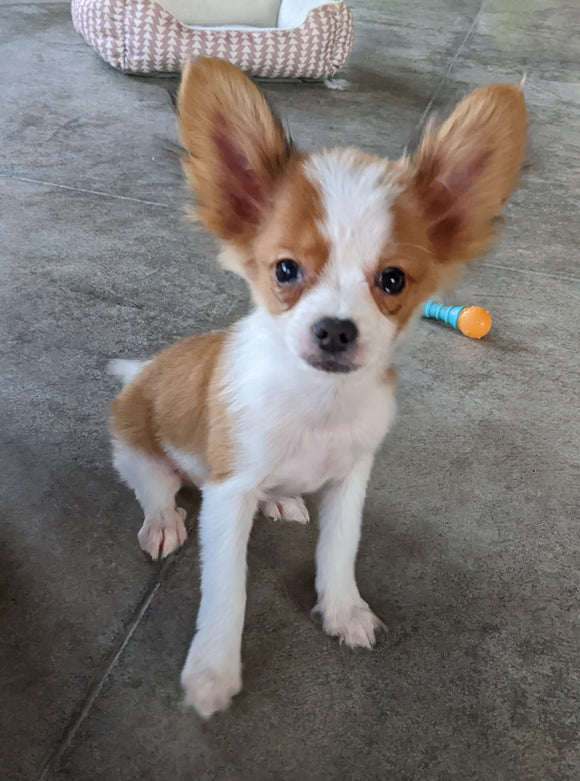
<box><xmin>260</xmin><ymin>496</ymin><xmax>309</xmax><ymax>524</ymax></box>
<box><xmin>138</xmin><ymin>507</ymin><xmax>187</xmax><ymax>560</ymax></box>
<box><xmin>181</xmin><ymin>651</ymin><xmax>241</xmax><ymax>719</ymax></box>
<box><xmin>315</xmin><ymin>599</ymin><xmax>385</xmax><ymax>649</ymax></box>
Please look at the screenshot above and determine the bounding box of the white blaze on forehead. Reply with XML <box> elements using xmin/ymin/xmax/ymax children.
<box><xmin>305</xmin><ymin>148</ymin><xmax>401</xmax><ymax>279</ymax></box>
<box><xmin>289</xmin><ymin>149</ymin><xmax>401</xmax><ymax>366</ymax></box>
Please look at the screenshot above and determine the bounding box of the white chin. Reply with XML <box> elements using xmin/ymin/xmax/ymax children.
<box><xmin>303</xmin><ymin>355</ymin><xmax>359</xmax><ymax>374</ymax></box>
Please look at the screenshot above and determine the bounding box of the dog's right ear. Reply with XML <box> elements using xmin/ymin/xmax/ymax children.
<box><xmin>178</xmin><ymin>58</ymin><xmax>293</xmax><ymax>245</ymax></box>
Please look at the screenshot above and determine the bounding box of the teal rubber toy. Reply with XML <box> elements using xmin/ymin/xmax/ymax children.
<box><xmin>423</xmin><ymin>301</ymin><xmax>492</xmax><ymax>339</ymax></box>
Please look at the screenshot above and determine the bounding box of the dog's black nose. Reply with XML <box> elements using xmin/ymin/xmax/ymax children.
<box><xmin>312</xmin><ymin>317</ymin><xmax>358</xmax><ymax>353</ymax></box>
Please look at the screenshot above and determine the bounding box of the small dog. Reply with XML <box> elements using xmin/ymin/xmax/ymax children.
<box><xmin>109</xmin><ymin>58</ymin><xmax>527</xmax><ymax>718</ymax></box>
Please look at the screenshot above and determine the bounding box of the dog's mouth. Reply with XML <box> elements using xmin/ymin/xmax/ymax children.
<box><xmin>305</xmin><ymin>356</ymin><xmax>358</xmax><ymax>374</ymax></box>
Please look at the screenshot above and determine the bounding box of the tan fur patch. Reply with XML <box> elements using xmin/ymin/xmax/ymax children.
<box><xmin>110</xmin><ymin>331</ymin><xmax>235</xmax><ymax>483</ymax></box>
<box><xmin>371</xmin><ymin>188</ymin><xmax>441</xmax><ymax>331</ymax></box>
<box><xmin>383</xmin><ymin>366</ymin><xmax>398</xmax><ymax>389</ymax></box>
<box><xmin>251</xmin><ymin>159</ymin><xmax>330</xmax><ymax>312</ymax></box>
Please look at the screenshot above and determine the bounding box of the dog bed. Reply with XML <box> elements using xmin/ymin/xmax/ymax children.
<box><xmin>71</xmin><ymin>0</ymin><xmax>354</xmax><ymax>78</ymax></box>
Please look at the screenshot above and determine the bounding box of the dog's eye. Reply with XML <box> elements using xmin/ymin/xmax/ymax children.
<box><xmin>275</xmin><ymin>259</ymin><xmax>301</xmax><ymax>284</ymax></box>
<box><xmin>378</xmin><ymin>267</ymin><xmax>406</xmax><ymax>295</ymax></box>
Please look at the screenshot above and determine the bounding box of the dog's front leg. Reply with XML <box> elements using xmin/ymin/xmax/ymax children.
<box><xmin>314</xmin><ymin>454</ymin><xmax>384</xmax><ymax>648</ymax></box>
<box><xmin>181</xmin><ymin>479</ymin><xmax>257</xmax><ymax>718</ymax></box>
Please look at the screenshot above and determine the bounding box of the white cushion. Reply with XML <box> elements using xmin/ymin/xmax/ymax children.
<box><xmin>155</xmin><ymin>0</ymin><xmax>281</xmax><ymax>27</ymax></box>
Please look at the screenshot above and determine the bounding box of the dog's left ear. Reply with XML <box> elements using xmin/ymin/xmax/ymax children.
<box><xmin>408</xmin><ymin>84</ymin><xmax>528</xmax><ymax>264</ymax></box>
<box><xmin>178</xmin><ymin>58</ymin><xmax>293</xmax><ymax>246</ymax></box>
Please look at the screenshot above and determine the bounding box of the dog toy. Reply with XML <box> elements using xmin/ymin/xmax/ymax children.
<box><xmin>423</xmin><ymin>301</ymin><xmax>492</xmax><ymax>339</ymax></box>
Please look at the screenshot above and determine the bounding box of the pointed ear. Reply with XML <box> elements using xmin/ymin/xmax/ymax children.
<box><xmin>177</xmin><ymin>58</ymin><xmax>293</xmax><ymax>244</ymax></box>
<box><xmin>409</xmin><ymin>84</ymin><xmax>527</xmax><ymax>263</ymax></box>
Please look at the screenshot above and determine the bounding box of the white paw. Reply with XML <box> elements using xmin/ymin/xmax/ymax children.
<box><xmin>138</xmin><ymin>507</ymin><xmax>187</xmax><ymax>560</ymax></box>
<box><xmin>315</xmin><ymin>598</ymin><xmax>385</xmax><ymax>648</ymax></box>
<box><xmin>181</xmin><ymin>648</ymin><xmax>241</xmax><ymax>719</ymax></box>
<box><xmin>260</xmin><ymin>496</ymin><xmax>309</xmax><ymax>524</ymax></box>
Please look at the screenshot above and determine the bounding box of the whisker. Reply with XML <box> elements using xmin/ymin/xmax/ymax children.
<box><xmin>396</xmin><ymin>243</ymin><xmax>435</xmax><ymax>256</ymax></box>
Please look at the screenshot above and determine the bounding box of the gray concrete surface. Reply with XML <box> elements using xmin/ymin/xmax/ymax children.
<box><xmin>1</xmin><ymin>1</ymin><xmax>578</xmax><ymax>779</ymax></box>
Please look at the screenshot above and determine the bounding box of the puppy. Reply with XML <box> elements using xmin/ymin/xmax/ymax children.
<box><xmin>109</xmin><ymin>58</ymin><xmax>527</xmax><ymax>718</ymax></box>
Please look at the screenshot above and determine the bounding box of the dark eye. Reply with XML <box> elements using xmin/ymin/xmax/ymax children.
<box><xmin>378</xmin><ymin>266</ymin><xmax>406</xmax><ymax>295</ymax></box>
<box><xmin>275</xmin><ymin>259</ymin><xmax>301</xmax><ymax>284</ymax></box>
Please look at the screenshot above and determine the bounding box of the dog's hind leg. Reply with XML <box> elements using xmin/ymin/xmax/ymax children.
<box><xmin>259</xmin><ymin>496</ymin><xmax>309</xmax><ymax>524</ymax></box>
<box><xmin>112</xmin><ymin>438</ymin><xmax>187</xmax><ymax>560</ymax></box>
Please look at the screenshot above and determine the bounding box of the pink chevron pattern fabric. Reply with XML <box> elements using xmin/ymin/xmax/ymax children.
<box><xmin>71</xmin><ymin>0</ymin><xmax>354</xmax><ymax>78</ymax></box>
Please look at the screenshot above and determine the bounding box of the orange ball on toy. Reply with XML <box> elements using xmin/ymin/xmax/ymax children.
<box><xmin>457</xmin><ymin>306</ymin><xmax>493</xmax><ymax>339</ymax></box>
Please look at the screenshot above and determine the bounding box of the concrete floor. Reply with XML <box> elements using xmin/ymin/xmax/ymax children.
<box><xmin>1</xmin><ymin>0</ymin><xmax>579</xmax><ymax>778</ymax></box>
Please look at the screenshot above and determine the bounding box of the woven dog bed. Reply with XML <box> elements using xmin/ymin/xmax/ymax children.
<box><xmin>71</xmin><ymin>0</ymin><xmax>354</xmax><ymax>78</ymax></box>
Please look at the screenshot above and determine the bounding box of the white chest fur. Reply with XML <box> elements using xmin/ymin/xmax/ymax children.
<box><xmin>258</xmin><ymin>408</ymin><xmax>390</xmax><ymax>497</ymax></box>
<box><xmin>223</xmin><ymin>311</ymin><xmax>396</xmax><ymax>498</ymax></box>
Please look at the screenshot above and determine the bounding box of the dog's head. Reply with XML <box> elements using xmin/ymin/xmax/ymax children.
<box><xmin>178</xmin><ymin>59</ymin><xmax>527</xmax><ymax>376</ymax></box>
